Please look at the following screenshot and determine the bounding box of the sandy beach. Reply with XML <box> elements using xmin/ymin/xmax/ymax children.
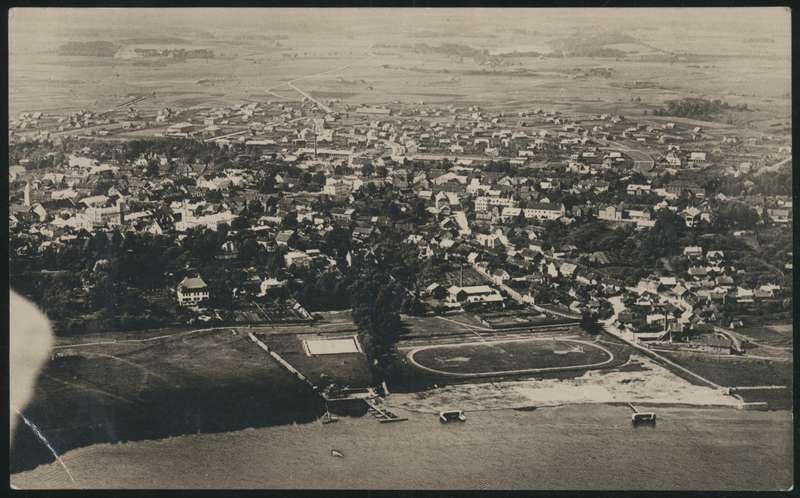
<box><xmin>391</xmin><ymin>353</ymin><xmax>742</xmax><ymax>413</ymax></box>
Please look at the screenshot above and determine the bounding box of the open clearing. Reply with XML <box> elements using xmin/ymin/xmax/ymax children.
<box><xmin>737</xmin><ymin>328</ymin><xmax>793</xmax><ymax>350</ymax></box>
<box><xmin>733</xmin><ymin>321</ymin><xmax>794</xmax><ymax>349</ymax></box>
<box><xmin>262</xmin><ymin>333</ymin><xmax>373</xmax><ymax>389</ymax></box>
<box><xmin>660</xmin><ymin>351</ymin><xmax>793</xmax><ymax>388</ymax></box>
<box><xmin>408</xmin><ymin>337</ymin><xmax>614</xmax><ymax>377</ymax></box>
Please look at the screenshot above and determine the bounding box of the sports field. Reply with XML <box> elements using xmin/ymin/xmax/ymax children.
<box><xmin>408</xmin><ymin>338</ymin><xmax>614</xmax><ymax>377</ymax></box>
<box><xmin>262</xmin><ymin>333</ymin><xmax>373</xmax><ymax>389</ymax></box>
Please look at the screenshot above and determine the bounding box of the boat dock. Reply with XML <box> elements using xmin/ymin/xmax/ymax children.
<box><xmin>364</xmin><ymin>398</ymin><xmax>407</xmax><ymax>423</ymax></box>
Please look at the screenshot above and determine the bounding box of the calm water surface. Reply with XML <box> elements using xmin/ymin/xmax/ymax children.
<box><xmin>11</xmin><ymin>404</ymin><xmax>793</xmax><ymax>490</ymax></box>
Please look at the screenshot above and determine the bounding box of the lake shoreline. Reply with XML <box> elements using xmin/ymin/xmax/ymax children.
<box><xmin>11</xmin><ymin>400</ymin><xmax>793</xmax><ymax>490</ymax></box>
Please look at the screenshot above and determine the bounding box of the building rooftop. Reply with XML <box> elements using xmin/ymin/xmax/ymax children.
<box><xmin>179</xmin><ymin>276</ymin><xmax>207</xmax><ymax>290</ymax></box>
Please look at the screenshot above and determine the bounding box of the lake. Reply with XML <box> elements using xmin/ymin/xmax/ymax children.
<box><xmin>11</xmin><ymin>403</ymin><xmax>793</xmax><ymax>490</ymax></box>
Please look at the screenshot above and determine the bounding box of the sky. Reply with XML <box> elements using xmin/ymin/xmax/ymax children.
<box><xmin>9</xmin><ymin>7</ymin><xmax>791</xmax><ymax>37</ymax></box>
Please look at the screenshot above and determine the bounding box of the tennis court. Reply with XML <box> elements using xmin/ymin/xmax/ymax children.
<box><xmin>303</xmin><ymin>336</ymin><xmax>363</xmax><ymax>356</ymax></box>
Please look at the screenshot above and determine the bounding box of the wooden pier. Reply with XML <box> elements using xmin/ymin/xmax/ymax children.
<box><xmin>364</xmin><ymin>398</ymin><xmax>407</xmax><ymax>423</ymax></box>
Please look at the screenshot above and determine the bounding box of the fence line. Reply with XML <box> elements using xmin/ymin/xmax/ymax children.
<box><xmin>248</xmin><ymin>332</ymin><xmax>319</xmax><ymax>392</ymax></box>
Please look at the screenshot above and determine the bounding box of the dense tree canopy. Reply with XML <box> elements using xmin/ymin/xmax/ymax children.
<box><xmin>349</xmin><ymin>264</ymin><xmax>404</xmax><ymax>382</ymax></box>
<box><xmin>639</xmin><ymin>210</ymin><xmax>686</xmax><ymax>261</ymax></box>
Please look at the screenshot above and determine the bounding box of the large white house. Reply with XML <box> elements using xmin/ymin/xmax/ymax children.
<box><xmin>523</xmin><ymin>202</ymin><xmax>565</xmax><ymax>221</ymax></box>
<box><xmin>323</xmin><ymin>176</ymin><xmax>362</xmax><ymax>196</ymax></box>
<box><xmin>447</xmin><ymin>285</ymin><xmax>504</xmax><ymax>304</ymax></box>
<box><xmin>259</xmin><ymin>277</ymin><xmax>286</xmax><ymax>296</ymax></box>
<box><xmin>174</xmin><ymin>210</ymin><xmax>237</xmax><ymax>232</ymax></box>
<box><xmin>84</xmin><ymin>201</ymin><xmax>125</xmax><ymax>229</ymax></box>
<box><xmin>284</xmin><ymin>250</ymin><xmax>313</xmax><ymax>269</ymax></box>
<box><xmin>177</xmin><ymin>276</ymin><xmax>210</xmax><ymax>306</ymax></box>
<box><xmin>475</xmin><ymin>195</ymin><xmax>516</xmax><ymax>213</ymax></box>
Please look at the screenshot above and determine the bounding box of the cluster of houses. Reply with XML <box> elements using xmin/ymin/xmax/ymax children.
<box><xmin>611</xmin><ymin>244</ymin><xmax>787</xmax><ymax>349</ymax></box>
<box><xmin>9</xmin><ymin>96</ymin><xmax>791</xmax><ymax>336</ymax></box>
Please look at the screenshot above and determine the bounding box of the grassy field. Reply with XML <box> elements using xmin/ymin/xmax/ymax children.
<box><xmin>660</xmin><ymin>351</ymin><xmax>793</xmax><ymax>388</ymax></box>
<box><xmin>732</xmin><ymin>388</ymin><xmax>793</xmax><ymax>411</ymax></box>
<box><xmin>392</xmin><ymin>330</ymin><xmax>634</xmax><ymax>391</ymax></box>
<box><xmin>480</xmin><ymin>312</ymin><xmax>559</xmax><ymax>329</ymax></box>
<box><xmin>410</xmin><ymin>338</ymin><xmax>613</xmax><ymax>375</ymax></box>
<box><xmin>260</xmin><ymin>333</ymin><xmax>373</xmax><ymax>389</ymax></box>
<box><xmin>51</xmin><ymin>325</ymin><xmax>197</xmax><ymax>347</ymax></box>
<box><xmin>733</xmin><ymin>321</ymin><xmax>793</xmax><ymax>349</ymax></box>
<box><xmin>400</xmin><ymin>314</ymin><xmax>490</xmax><ymax>339</ymax></box>
<box><xmin>11</xmin><ymin>328</ymin><xmax>324</xmax><ymax>474</ymax></box>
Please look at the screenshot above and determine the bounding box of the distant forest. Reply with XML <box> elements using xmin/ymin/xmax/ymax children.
<box><xmin>653</xmin><ymin>98</ymin><xmax>750</xmax><ymax>120</ymax></box>
<box><xmin>57</xmin><ymin>40</ymin><xmax>213</xmax><ymax>59</ymax></box>
<box><xmin>133</xmin><ymin>48</ymin><xmax>214</xmax><ymax>59</ymax></box>
<box><xmin>549</xmin><ymin>31</ymin><xmax>637</xmax><ymax>57</ymax></box>
<box><xmin>120</xmin><ymin>36</ymin><xmax>190</xmax><ymax>44</ymax></box>
<box><xmin>234</xmin><ymin>33</ymin><xmax>289</xmax><ymax>41</ymax></box>
<box><xmin>57</xmin><ymin>41</ymin><xmax>119</xmax><ymax>57</ymax></box>
<box><xmin>411</xmin><ymin>42</ymin><xmax>505</xmax><ymax>66</ymax></box>
<box><xmin>412</xmin><ymin>42</ymin><xmax>488</xmax><ymax>59</ymax></box>
<box><xmin>410</xmin><ymin>30</ymin><xmax>496</xmax><ymax>39</ymax></box>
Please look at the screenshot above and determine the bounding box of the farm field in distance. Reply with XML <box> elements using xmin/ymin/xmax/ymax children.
<box><xmin>10</xmin><ymin>10</ymin><xmax>790</xmax><ymax>131</ymax></box>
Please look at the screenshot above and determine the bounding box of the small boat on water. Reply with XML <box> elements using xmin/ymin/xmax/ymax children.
<box><xmin>631</xmin><ymin>412</ymin><xmax>657</xmax><ymax>425</ymax></box>
<box><xmin>628</xmin><ymin>402</ymin><xmax>656</xmax><ymax>426</ymax></box>
<box><xmin>331</xmin><ymin>449</ymin><xmax>344</xmax><ymax>458</ymax></box>
<box><xmin>439</xmin><ymin>410</ymin><xmax>467</xmax><ymax>423</ymax></box>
